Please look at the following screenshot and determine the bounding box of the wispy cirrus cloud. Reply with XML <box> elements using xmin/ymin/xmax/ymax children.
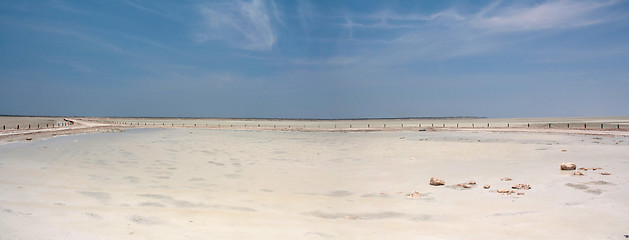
<box><xmin>19</xmin><ymin>23</ymin><xmax>125</xmax><ymax>53</ymax></box>
<box><xmin>196</xmin><ymin>0</ymin><xmax>275</xmax><ymax>51</ymax></box>
<box><xmin>120</xmin><ymin>0</ymin><xmax>173</xmax><ymax>19</ymax></box>
<box><xmin>470</xmin><ymin>0</ymin><xmax>620</xmax><ymax>32</ymax></box>
<box><xmin>324</xmin><ymin>0</ymin><xmax>625</xmax><ymax>66</ymax></box>
<box><xmin>341</xmin><ymin>0</ymin><xmax>620</xmax><ymax>38</ymax></box>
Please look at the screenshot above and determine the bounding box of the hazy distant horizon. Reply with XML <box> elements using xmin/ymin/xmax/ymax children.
<box><xmin>1</xmin><ymin>114</ymin><xmax>488</xmax><ymax>120</ymax></box>
<box><xmin>3</xmin><ymin>114</ymin><xmax>629</xmax><ymax>121</ymax></box>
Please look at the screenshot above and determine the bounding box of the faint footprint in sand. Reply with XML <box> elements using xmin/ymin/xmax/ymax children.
<box><xmin>138</xmin><ymin>202</ymin><xmax>166</xmax><ymax>207</ymax></box>
<box><xmin>2</xmin><ymin>208</ymin><xmax>32</xmax><ymax>216</ymax></box>
<box><xmin>137</xmin><ymin>194</ymin><xmax>174</xmax><ymax>200</ymax></box>
<box><xmin>123</xmin><ymin>176</ymin><xmax>140</xmax><ymax>183</ymax></box>
<box><xmin>565</xmin><ymin>183</ymin><xmax>604</xmax><ymax>195</ymax></box>
<box><xmin>128</xmin><ymin>215</ymin><xmax>162</xmax><ymax>225</ymax></box>
<box><xmin>326</xmin><ymin>190</ymin><xmax>352</xmax><ymax>197</ymax></box>
<box><xmin>304</xmin><ymin>232</ymin><xmax>334</xmax><ymax>238</ymax></box>
<box><xmin>78</xmin><ymin>191</ymin><xmax>111</xmax><ymax>200</ymax></box>
<box><xmin>207</xmin><ymin>161</ymin><xmax>225</xmax><ymax>166</ymax></box>
<box><xmin>82</xmin><ymin>212</ymin><xmax>102</xmax><ymax>219</ymax></box>
<box><xmin>224</xmin><ymin>173</ymin><xmax>240</xmax><ymax>178</ymax></box>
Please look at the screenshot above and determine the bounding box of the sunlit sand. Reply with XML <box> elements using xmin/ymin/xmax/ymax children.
<box><xmin>1</xmin><ymin>117</ymin><xmax>628</xmax><ymax>239</ymax></box>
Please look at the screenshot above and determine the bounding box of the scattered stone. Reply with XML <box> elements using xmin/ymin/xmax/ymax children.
<box><xmin>483</xmin><ymin>185</ymin><xmax>490</xmax><ymax>189</ymax></box>
<box><xmin>430</xmin><ymin>177</ymin><xmax>445</xmax><ymax>186</ymax></box>
<box><xmin>517</xmin><ymin>192</ymin><xmax>525</xmax><ymax>195</ymax></box>
<box><xmin>512</xmin><ymin>184</ymin><xmax>531</xmax><ymax>190</ymax></box>
<box><xmin>578</xmin><ymin>167</ymin><xmax>602</xmax><ymax>171</ymax></box>
<box><xmin>561</xmin><ymin>149</ymin><xmax>567</xmax><ymax>152</ymax></box>
<box><xmin>497</xmin><ymin>189</ymin><xmax>516</xmax><ymax>194</ymax></box>
<box><xmin>25</xmin><ymin>137</ymin><xmax>32</xmax><ymax>141</ymax></box>
<box><xmin>560</xmin><ymin>163</ymin><xmax>577</xmax><ymax>170</ymax></box>
<box><xmin>468</xmin><ymin>181</ymin><xmax>476</xmax><ymax>185</ymax></box>
<box><xmin>600</xmin><ymin>172</ymin><xmax>612</xmax><ymax>175</ymax></box>
<box><xmin>501</xmin><ymin>177</ymin><xmax>512</xmax><ymax>181</ymax></box>
<box><xmin>574</xmin><ymin>171</ymin><xmax>584</xmax><ymax>176</ymax></box>
<box><xmin>456</xmin><ymin>183</ymin><xmax>472</xmax><ymax>188</ymax></box>
<box><xmin>406</xmin><ymin>191</ymin><xmax>424</xmax><ymax>198</ymax></box>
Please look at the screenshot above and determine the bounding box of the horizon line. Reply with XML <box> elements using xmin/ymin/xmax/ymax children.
<box><xmin>0</xmin><ymin>114</ymin><xmax>487</xmax><ymax>120</ymax></box>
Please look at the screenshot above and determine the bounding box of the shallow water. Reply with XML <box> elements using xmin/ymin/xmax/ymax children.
<box><xmin>0</xmin><ymin>129</ymin><xmax>628</xmax><ymax>239</ymax></box>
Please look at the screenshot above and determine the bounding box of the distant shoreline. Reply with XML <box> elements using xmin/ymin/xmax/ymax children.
<box><xmin>0</xmin><ymin>115</ymin><xmax>486</xmax><ymax>120</ymax></box>
<box><xmin>2</xmin><ymin>117</ymin><xmax>629</xmax><ymax>145</ymax></box>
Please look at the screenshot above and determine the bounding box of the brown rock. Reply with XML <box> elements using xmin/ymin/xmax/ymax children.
<box><xmin>501</xmin><ymin>177</ymin><xmax>512</xmax><ymax>181</ymax></box>
<box><xmin>25</xmin><ymin>137</ymin><xmax>33</xmax><ymax>141</ymax></box>
<box><xmin>406</xmin><ymin>191</ymin><xmax>424</xmax><ymax>198</ymax></box>
<box><xmin>574</xmin><ymin>171</ymin><xmax>584</xmax><ymax>176</ymax></box>
<box><xmin>517</xmin><ymin>192</ymin><xmax>525</xmax><ymax>195</ymax></box>
<box><xmin>430</xmin><ymin>177</ymin><xmax>445</xmax><ymax>186</ymax></box>
<box><xmin>497</xmin><ymin>189</ymin><xmax>515</xmax><ymax>194</ymax></box>
<box><xmin>468</xmin><ymin>181</ymin><xmax>476</xmax><ymax>185</ymax></box>
<box><xmin>560</xmin><ymin>163</ymin><xmax>577</xmax><ymax>170</ymax></box>
<box><xmin>600</xmin><ymin>172</ymin><xmax>612</xmax><ymax>175</ymax></box>
<box><xmin>483</xmin><ymin>185</ymin><xmax>490</xmax><ymax>189</ymax></box>
<box><xmin>578</xmin><ymin>167</ymin><xmax>601</xmax><ymax>171</ymax></box>
<box><xmin>512</xmin><ymin>184</ymin><xmax>531</xmax><ymax>190</ymax></box>
<box><xmin>457</xmin><ymin>183</ymin><xmax>472</xmax><ymax>188</ymax></box>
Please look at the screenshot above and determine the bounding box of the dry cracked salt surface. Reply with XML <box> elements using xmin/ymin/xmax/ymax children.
<box><xmin>0</xmin><ymin>128</ymin><xmax>628</xmax><ymax>239</ymax></box>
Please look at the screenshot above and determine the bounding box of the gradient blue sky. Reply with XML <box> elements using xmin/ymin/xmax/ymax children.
<box><xmin>1</xmin><ymin>0</ymin><xmax>628</xmax><ymax>118</ymax></box>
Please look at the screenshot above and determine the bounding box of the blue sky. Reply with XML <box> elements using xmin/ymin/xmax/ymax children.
<box><xmin>1</xmin><ymin>0</ymin><xmax>628</xmax><ymax>118</ymax></box>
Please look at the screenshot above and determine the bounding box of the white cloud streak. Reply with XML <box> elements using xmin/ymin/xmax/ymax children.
<box><xmin>197</xmin><ymin>0</ymin><xmax>275</xmax><ymax>51</ymax></box>
<box><xmin>347</xmin><ymin>0</ymin><xmax>617</xmax><ymax>32</ymax></box>
<box><xmin>269</xmin><ymin>0</ymin><xmax>285</xmax><ymax>27</ymax></box>
<box><xmin>470</xmin><ymin>0</ymin><xmax>619</xmax><ymax>32</ymax></box>
<box><xmin>120</xmin><ymin>0</ymin><xmax>178</xmax><ymax>21</ymax></box>
<box><xmin>20</xmin><ymin>24</ymin><xmax>124</xmax><ymax>53</ymax></box>
<box><xmin>324</xmin><ymin>0</ymin><xmax>623</xmax><ymax>66</ymax></box>
<box><xmin>297</xmin><ymin>0</ymin><xmax>316</xmax><ymax>37</ymax></box>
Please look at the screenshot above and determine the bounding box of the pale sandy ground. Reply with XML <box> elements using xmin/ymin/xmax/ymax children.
<box><xmin>1</xmin><ymin>125</ymin><xmax>628</xmax><ymax>239</ymax></box>
<box><xmin>0</xmin><ymin>118</ymin><xmax>127</xmax><ymax>144</ymax></box>
<box><xmin>94</xmin><ymin>116</ymin><xmax>629</xmax><ymax>130</ymax></box>
<box><xmin>0</xmin><ymin>116</ymin><xmax>67</xmax><ymax>130</ymax></box>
